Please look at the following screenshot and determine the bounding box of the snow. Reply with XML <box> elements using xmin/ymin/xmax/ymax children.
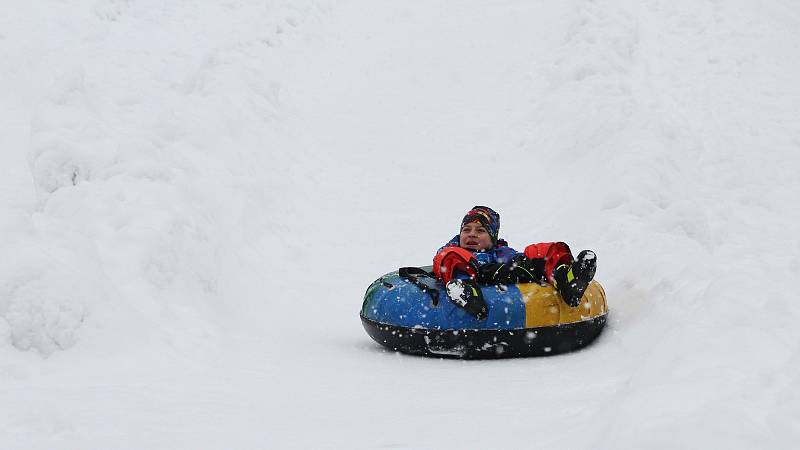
<box><xmin>1</xmin><ymin>0</ymin><xmax>800</xmax><ymax>448</ymax></box>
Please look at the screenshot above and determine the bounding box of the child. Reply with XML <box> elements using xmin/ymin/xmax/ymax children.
<box><xmin>433</xmin><ymin>206</ymin><xmax>597</xmax><ymax>314</ymax></box>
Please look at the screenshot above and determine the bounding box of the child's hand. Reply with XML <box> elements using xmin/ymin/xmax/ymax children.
<box><xmin>433</xmin><ymin>247</ymin><xmax>478</xmax><ymax>284</ymax></box>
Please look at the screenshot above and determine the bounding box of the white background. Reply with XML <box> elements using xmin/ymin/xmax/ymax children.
<box><xmin>1</xmin><ymin>1</ymin><xmax>799</xmax><ymax>448</ymax></box>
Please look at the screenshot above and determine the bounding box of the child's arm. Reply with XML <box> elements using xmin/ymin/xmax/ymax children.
<box><xmin>433</xmin><ymin>247</ymin><xmax>478</xmax><ymax>284</ymax></box>
<box><xmin>476</xmin><ymin>255</ymin><xmax>547</xmax><ymax>285</ymax></box>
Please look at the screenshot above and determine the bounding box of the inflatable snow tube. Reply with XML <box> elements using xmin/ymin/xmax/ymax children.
<box><xmin>360</xmin><ymin>266</ymin><xmax>608</xmax><ymax>359</ymax></box>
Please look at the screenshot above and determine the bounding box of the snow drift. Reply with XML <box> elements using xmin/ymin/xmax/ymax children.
<box><xmin>1</xmin><ymin>0</ymin><xmax>799</xmax><ymax>448</ymax></box>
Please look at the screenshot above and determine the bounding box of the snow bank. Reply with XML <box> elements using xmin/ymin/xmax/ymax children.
<box><xmin>1</xmin><ymin>0</ymin><xmax>799</xmax><ymax>448</ymax></box>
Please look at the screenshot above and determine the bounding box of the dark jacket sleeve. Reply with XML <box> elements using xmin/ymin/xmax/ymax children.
<box><xmin>475</xmin><ymin>254</ymin><xmax>547</xmax><ymax>285</ymax></box>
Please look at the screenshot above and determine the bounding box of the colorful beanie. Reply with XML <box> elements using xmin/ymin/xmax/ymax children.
<box><xmin>461</xmin><ymin>206</ymin><xmax>500</xmax><ymax>244</ymax></box>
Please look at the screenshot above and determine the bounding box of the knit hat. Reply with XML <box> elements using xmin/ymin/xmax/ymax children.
<box><xmin>461</xmin><ymin>206</ymin><xmax>500</xmax><ymax>244</ymax></box>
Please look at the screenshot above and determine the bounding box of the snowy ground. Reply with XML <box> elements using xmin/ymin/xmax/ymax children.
<box><xmin>2</xmin><ymin>0</ymin><xmax>800</xmax><ymax>448</ymax></box>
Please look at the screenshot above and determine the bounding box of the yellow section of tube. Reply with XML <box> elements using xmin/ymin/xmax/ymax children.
<box><xmin>518</xmin><ymin>280</ymin><xmax>607</xmax><ymax>327</ymax></box>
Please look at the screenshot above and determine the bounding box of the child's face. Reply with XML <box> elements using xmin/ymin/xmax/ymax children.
<box><xmin>459</xmin><ymin>221</ymin><xmax>493</xmax><ymax>251</ymax></box>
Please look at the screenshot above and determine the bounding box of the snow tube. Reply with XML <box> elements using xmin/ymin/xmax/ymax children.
<box><xmin>360</xmin><ymin>266</ymin><xmax>608</xmax><ymax>359</ymax></box>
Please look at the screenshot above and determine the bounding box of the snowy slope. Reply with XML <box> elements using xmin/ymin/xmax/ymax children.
<box><xmin>1</xmin><ymin>0</ymin><xmax>800</xmax><ymax>448</ymax></box>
